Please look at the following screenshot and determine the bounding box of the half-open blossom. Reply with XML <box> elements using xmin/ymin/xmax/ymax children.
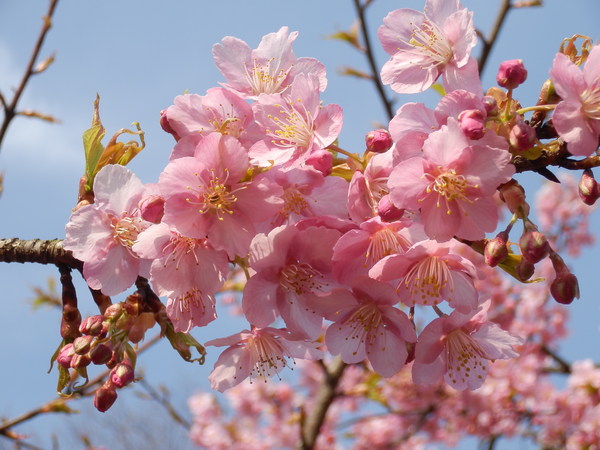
<box><xmin>64</xmin><ymin>165</ymin><xmax>151</xmax><ymax>296</ymax></box>
<box><xmin>370</xmin><ymin>239</ymin><xmax>479</xmax><ymax>313</ymax></box>
<box><xmin>242</xmin><ymin>224</ymin><xmax>341</xmax><ymax>338</ymax></box>
<box><xmin>212</xmin><ymin>27</ymin><xmax>327</xmax><ymax>99</ymax></box>
<box><xmin>412</xmin><ymin>301</ymin><xmax>523</xmax><ymax>390</ymax></box>
<box><xmin>549</xmin><ymin>44</ymin><xmax>600</xmax><ymax>157</ymax></box>
<box><xmin>250</xmin><ymin>73</ymin><xmax>343</xmax><ymax>169</ymax></box>
<box><xmin>159</xmin><ymin>132</ymin><xmax>283</xmax><ymax>258</ymax></box>
<box><xmin>378</xmin><ymin>0</ymin><xmax>479</xmax><ymax>94</ymax></box>
<box><xmin>206</xmin><ymin>327</ymin><xmax>324</xmax><ymax>392</ymax></box>
<box><xmin>388</xmin><ymin>118</ymin><xmax>514</xmax><ymax>242</ymax></box>
<box><xmin>315</xmin><ymin>277</ymin><xmax>417</xmax><ymax>377</ymax></box>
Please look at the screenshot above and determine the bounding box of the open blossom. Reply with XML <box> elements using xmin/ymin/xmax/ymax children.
<box><xmin>159</xmin><ymin>132</ymin><xmax>283</xmax><ymax>258</ymax></box>
<box><xmin>206</xmin><ymin>327</ymin><xmax>324</xmax><ymax>392</ymax></box>
<box><xmin>250</xmin><ymin>73</ymin><xmax>343</xmax><ymax>169</ymax></box>
<box><xmin>549</xmin><ymin>44</ymin><xmax>600</xmax><ymax>157</ymax></box>
<box><xmin>64</xmin><ymin>165</ymin><xmax>151</xmax><ymax>296</ymax></box>
<box><xmin>315</xmin><ymin>277</ymin><xmax>417</xmax><ymax>377</ymax></box>
<box><xmin>388</xmin><ymin>118</ymin><xmax>514</xmax><ymax>242</ymax></box>
<box><xmin>370</xmin><ymin>239</ymin><xmax>479</xmax><ymax>313</ymax></box>
<box><xmin>378</xmin><ymin>0</ymin><xmax>480</xmax><ymax>94</ymax></box>
<box><xmin>213</xmin><ymin>26</ymin><xmax>326</xmax><ymax>99</ymax></box>
<box><xmin>412</xmin><ymin>301</ymin><xmax>523</xmax><ymax>390</ymax></box>
<box><xmin>242</xmin><ymin>224</ymin><xmax>341</xmax><ymax>339</ymax></box>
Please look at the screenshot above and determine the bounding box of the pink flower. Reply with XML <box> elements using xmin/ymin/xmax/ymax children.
<box><xmin>162</xmin><ymin>88</ymin><xmax>258</xmax><ymax>152</ymax></box>
<box><xmin>64</xmin><ymin>165</ymin><xmax>151</xmax><ymax>295</ymax></box>
<box><xmin>412</xmin><ymin>301</ymin><xmax>523</xmax><ymax>390</ymax></box>
<box><xmin>549</xmin><ymin>45</ymin><xmax>600</xmax><ymax>157</ymax></box>
<box><xmin>159</xmin><ymin>132</ymin><xmax>283</xmax><ymax>258</ymax></box>
<box><xmin>315</xmin><ymin>278</ymin><xmax>417</xmax><ymax>377</ymax></box>
<box><xmin>242</xmin><ymin>224</ymin><xmax>341</xmax><ymax>338</ymax></box>
<box><xmin>212</xmin><ymin>27</ymin><xmax>327</xmax><ymax>99</ymax></box>
<box><xmin>378</xmin><ymin>0</ymin><xmax>479</xmax><ymax>94</ymax></box>
<box><xmin>250</xmin><ymin>74</ymin><xmax>343</xmax><ymax>169</ymax></box>
<box><xmin>370</xmin><ymin>239</ymin><xmax>479</xmax><ymax>313</ymax></box>
<box><xmin>206</xmin><ymin>327</ymin><xmax>323</xmax><ymax>392</ymax></box>
<box><xmin>388</xmin><ymin>118</ymin><xmax>514</xmax><ymax>241</ymax></box>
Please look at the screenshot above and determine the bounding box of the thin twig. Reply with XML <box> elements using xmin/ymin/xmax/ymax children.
<box><xmin>352</xmin><ymin>0</ymin><xmax>394</xmax><ymax>121</ymax></box>
<box><xmin>136</xmin><ymin>377</ymin><xmax>192</xmax><ymax>430</ymax></box>
<box><xmin>0</xmin><ymin>0</ymin><xmax>59</xmax><ymax>150</ymax></box>
<box><xmin>478</xmin><ymin>0</ymin><xmax>512</xmax><ymax>76</ymax></box>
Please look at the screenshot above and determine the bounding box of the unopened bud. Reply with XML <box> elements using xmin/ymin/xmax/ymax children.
<box><xmin>484</xmin><ymin>232</ymin><xmax>509</xmax><ymax>267</ymax></box>
<box><xmin>104</xmin><ymin>303</ymin><xmax>124</xmax><ymax>321</ymax></box>
<box><xmin>139</xmin><ymin>194</ymin><xmax>165</xmax><ymax>223</ymax></box>
<box><xmin>516</xmin><ymin>258</ymin><xmax>535</xmax><ymax>282</ymax></box>
<box><xmin>365</xmin><ymin>129</ymin><xmax>393</xmax><ymax>153</ymax></box>
<box><xmin>509</xmin><ymin>122</ymin><xmax>536</xmax><ymax>151</ymax></box>
<box><xmin>70</xmin><ymin>353</ymin><xmax>92</xmax><ymax>369</ymax></box>
<box><xmin>519</xmin><ymin>229</ymin><xmax>550</xmax><ymax>264</ymax></box>
<box><xmin>458</xmin><ymin>109</ymin><xmax>486</xmax><ymax>140</ymax></box>
<box><xmin>94</xmin><ymin>383</ymin><xmax>118</xmax><ymax>413</ymax></box>
<box><xmin>79</xmin><ymin>315</ymin><xmax>108</xmax><ymax>337</ymax></box>
<box><xmin>90</xmin><ymin>343</ymin><xmax>114</xmax><ymax>365</ymax></box>
<box><xmin>377</xmin><ymin>195</ymin><xmax>405</xmax><ymax>222</ymax></box>
<box><xmin>57</xmin><ymin>343</ymin><xmax>75</xmax><ymax>369</ymax></box>
<box><xmin>110</xmin><ymin>361</ymin><xmax>135</xmax><ymax>388</ymax></box>
<box><xmin>73</xmin><ymin>335</ymin><xmax>94</xmax><ymax>355</ymax></box>
<box><xmin>305</xmin><ymin>149</ymin><xmax>333</xmax><ymax>176</ymax></box>
<box><xmin>159</xmin><ymin>109</ymin><xmax>180</xmax><ymax>141</ymax></box>
<box><xmin>579</xmin><ymin>169</ymin><xmax>599</xmax><ymax>205</ymax></box>
<box><xmin>551</xmin><ymin>271</ymin><xmax>580</xmax><ymax>304</ymax></box>
<box><xmin>499</xmin><ymin>180</ymin><xmax>530</xmax><ymax>218</ymax></box>
<box><xmin>482</xmin><ymin>96</ymin><xmax>499</xmax><ymax>117</ymax></box>
<box><xmin>496</xmin><ymin>59</ymin><xmax>528</xmax><ymax>89</ymax></box>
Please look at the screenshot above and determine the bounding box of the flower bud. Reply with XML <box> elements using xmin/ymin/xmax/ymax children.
<box><xmin>509</xmin><ymin>122</ymin><xmax>536</xmax><ymax>151</ymax></box>
<box><xmin>79</xmin><ymin>315</ymin><xmax>108</xmax><ymax>338</ymax></box>
<box><xmin>110</xmin><ymin>361</ymin><xmax>135</xmax><ymax>388</ymax></box>
<box><xmin>496</xmin><ymin>59</ymin><xmax>528</xmax><ymax>89</ymax></box>
<box><xmin>94</xmin><ymin>383</ymin><xmax>118</xmax><ymax>413</ymax></box>
<box><xmin>458</xmin><ymin>109</ymin><xmax>486</xmax><ymax>140</ymax></box>
<box><xmin>139</xmin><ymin>194</ymin><xmax>165</xmax><ymax>223</ymax></box>
<box><xmin>551</xmin><ymin>271</ymin><xmax>580</xmax><ymax>304</ymax></box>
<box><xmin>519</xmin><ymin>229</ymin><xmax>550</xmax><ymax>264</ymax></box>
<box><xmin>482</xmin><ymin>96</ymin><xmax>499</xmax><ymax>116</ymax></box>
<box><xmin>377</xmin><ymin>195</ymin><xmax>405</xmax><ymax>222</ymax></box>
<box><xmin>484</xmin><ymin>232</ymin><xmax>509</xmax><ymax>267</ymax></box>
<box><xmin>90</xmin><ymin>343</ymin><xmax>114</xmax><ymax>365</ymax></box>
<box><xmin>305</xmin><ymin>149</ymin><xmax>333</xmax><ymax>176</ymax></box>
<box><xmin>516</xmin><ymin>258</ymin><xmax>535</xmax><ymax>282</ymax></box>
<box><xmin>73</xmin><ymin>335</ymin><xmax>94</xmax><ymax>355</ymax></box>
<box><xmin>104</xmin><ymin>303</ymin><xmax>124</xmax><ymax>321</ymax></box>
<box><xmin>70</xmin><ymin>353</ymin><xmax>92</xmax><ymax>369</ymax></box>
<box><xmin>365</xmin><ymin>129</ymin><xmax>393</xmax><ymax>153</ymax></box>
<box><xmin>499</xmin><ymin>180</ymin><xmax>529</xmax><ymax>218</ymax></box>
<box><xmin>159</xmin><ymin>109</ymin><xmax>180</xmax><ymax>141</ymax></box>
<box><xmin>57</xmin><ymin>343</ymin><xmax>75</xmax><ymax>369</ymax></box>
<box><xmin>578</xmin><ymin>169</ymin><xmax>599</xmax><ymax>205</ymax></box>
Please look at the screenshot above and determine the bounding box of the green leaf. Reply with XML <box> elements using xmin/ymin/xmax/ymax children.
<box><xmin>165</xmin><ymin>323</ymin><xmax>206</xmax><ymax>364</ymax></box>
<box><xmin>82</xmin><ymin>94</ymin><xmax>106</xmax><ymax>191</ymax></box>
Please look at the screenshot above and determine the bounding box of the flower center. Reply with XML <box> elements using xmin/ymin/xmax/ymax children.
<box><xmin>185</xmin><ymin>169</ymin><xmax>246</xmax><ymax>220</ymax></box>
<box><xmin>407</xmin><ymin>18</ymin><xmax>453</xmax><ymax>67</ymax></box>
<box><xmin>445</xmin><ymin>329</ymin><xmax>487</xmax><ymax>384</ymax></box>
<box><xmin>112</xmin><ymin>216</ymin><xmax>145</xmax><ymax>250</ymax></box>
<box><xmin>402</xmin><ymin>255</ymin><xmax>452</xmax><ymax>305</ymax></box>
<box><xmin>281</xmin><ymin>188</ymin><xmax>309</xmax><ymax>219</ymax></box>
<box><xmin>279</xmin><ymin>262</ymin><xmax>324</xmax><ymax>295</ymax></box>
<box><xmin>581</xmin><ymin>85</ymin><xmax>600</xmax><ymax>121</ymax></box>
<box><xmin>422</xmin><ymin>167</ymin><xmax>478</xmax><ymax>214</ymax></box>
<box><xmin>206</xmin><ymin>103</ymin><xmax>244</xmax><ymax>137</ymax></box>
<box><xmin>365</xmin><ymin>228</ymin><xmax>410</xmax><ymax>266</ymax></box>
<box><xmin>164</xmin><ymin>235</ymin><xmax>203</xmax><ymax>269</ymax></box>
<box><xmin>247</xmin><ymin>331</ymin><xmax>293</xmax><ymax>380</ymax></box>
<box><xmin>344</xmin><ymin>303</ymin><xmax>383</xmax><ymax>355</ymax></box>
<box><xmin>245</xmin><ymin>57</ymin><xmax>289</xmax><ymax>96</ymax></box>
<box><xmin>265</xmin><ymin>99</ymin><xmax>314</xmax><ymax>149</ymax></box>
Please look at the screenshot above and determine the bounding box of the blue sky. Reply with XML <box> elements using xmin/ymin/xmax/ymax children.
<box><xmin>0</xmin><ymin>0</ymin><xmax>599</xmax><ymax>448</ymax></box>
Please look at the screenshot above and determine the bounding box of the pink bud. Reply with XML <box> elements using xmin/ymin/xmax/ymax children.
<box><xmin>482</xmin><ymin>96</ymin><xmax>499</xmax><ymax>116</ymax></box>
<box><xmin>305</xmin><ymin>149</ymin><xmax>333</xmax><ymax>176</ymax></box>
<box><xmin>159</xmin><ymin>109</ymin><xmax>180</xmax><ymax>141</ymax></box>
<box><xmin>458</xmin><ymin>109</ymin><xmax>486</xmax><ymax>140</ymax></box>
<box><xmin>509</xmin><ymin>122</ymin><xmax>536</xmax><ymax>151</ymax></box>
<box><xmin>499</xmin><ymin>180</ymin><xmax>530</xmax><ymax>218</ymax></box>
<box><xmin>73</xmin><ymin>335</ymin><xmax>94</xmax><ymax>355</ymax></box>
<box><xmin>94</xmin><ymin>383</ymin><xmax>118</xmax><ymax>413</ymax></box>
<box><xmin>496</xmin><ymin>59</ymin><xmax>528</xmax><ymax>89</ymax></box>
<box><xmin>519</xmin><ymin>229</ymin><xmax>550</xmax><ymax>264</ymax></box>
<box><xmin>90</xmin><ymin>343</ymin><xmax>114</xmax><ymax>365</ymax></box>
<box><xmin>70</xmin><ymin>353</ymin><xmax>92</xmax><ymax>369</ymax></box>
<box><xmin>551</xmin><ymin>271</ymin><xmax>580</xmax><ymax>305</ymax></box>
<box><xmin>139</xmin><ymin>194</ymin><xmax>165</xmax><ymax>223</ymax></box>
<box><xmin>57</xmin><ymin>343</ymin><xmax>75</xmax><ymax>369</ymax></box>
<box><xmin>516</xmin><ymin>258</ymin><xmax>535</xmax><ymax>282</ymax></box>
<box><xmin>365</xmin><ymin>129</ymin><xmax>393</xmax><ymax>153</ymax></box>
<box><xmin>484</xmin><ymin>232</ymin><xmax>509</xmax><ymax>267</ymax></box>
<box><xmin>377</xmin><ymin>195</ymin><xmax>405</xmax><ymax>222</ymax></box>
<box><xmin>79</xmin><ymin>315</ymin><xmax>108</xmax><ymax>338</ymax></box>
<box><xmin>578</xmin><ymin>169</ymin><xmax>599</xmax><ymax>206</ymax></box>
<box><xmin>110</xmin><ymin>361</ymin><xmax>135</xmax><ymax>388</ymax></box>
<box><xmin>103</xmin><ymin>303</ymin><xmax>124</xmax><ymax>320</ymax></box>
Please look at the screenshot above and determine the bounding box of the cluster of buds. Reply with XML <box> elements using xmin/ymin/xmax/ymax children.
<box><xmin>55</xmin><ymin>292</ymin><xmax>156</xmax><ymax>412</ymax></box>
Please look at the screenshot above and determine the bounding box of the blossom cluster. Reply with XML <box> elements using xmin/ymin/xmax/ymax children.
<box><xmin>62</xmin><ymin>0</ymin><xmax>598</xmax><ymax>403</ymax></box>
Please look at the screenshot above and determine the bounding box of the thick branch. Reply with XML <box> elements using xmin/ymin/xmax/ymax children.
<box><xmin>0</xmin><ymin>238</ymin><xmax>80</xmax><ymax>269</ymax></box>
<box><xmin>0</xmin><ymin>0</ymin><xmax>60</xmax><ymax>150</ymax></box>
<box><xmin>298</xmin><ymin>357</ymin><xmax>347</xmax><ymax>450</ymax></box>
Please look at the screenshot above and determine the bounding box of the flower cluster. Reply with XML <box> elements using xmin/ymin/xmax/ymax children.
<box><xmin>63</xmin><ymin>0</ymin><xmax>598</xmax><ymax>407</ymax></box>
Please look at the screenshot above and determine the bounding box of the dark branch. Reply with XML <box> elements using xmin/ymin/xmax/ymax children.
<box><xmin>478</xmin><ymin>0</ymin><xmax>512</xmax><ymax>76</ymax></box>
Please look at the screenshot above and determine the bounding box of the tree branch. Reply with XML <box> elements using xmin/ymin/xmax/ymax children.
<box><xmin>478</xmin><ymin>0</ymin><xmax>512</xmax><ymax>76</ymax></box>
<box><xmin>0</xmin><ymin>238</ymin><xmax>80</xmax><ymax>269</ymax></box>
